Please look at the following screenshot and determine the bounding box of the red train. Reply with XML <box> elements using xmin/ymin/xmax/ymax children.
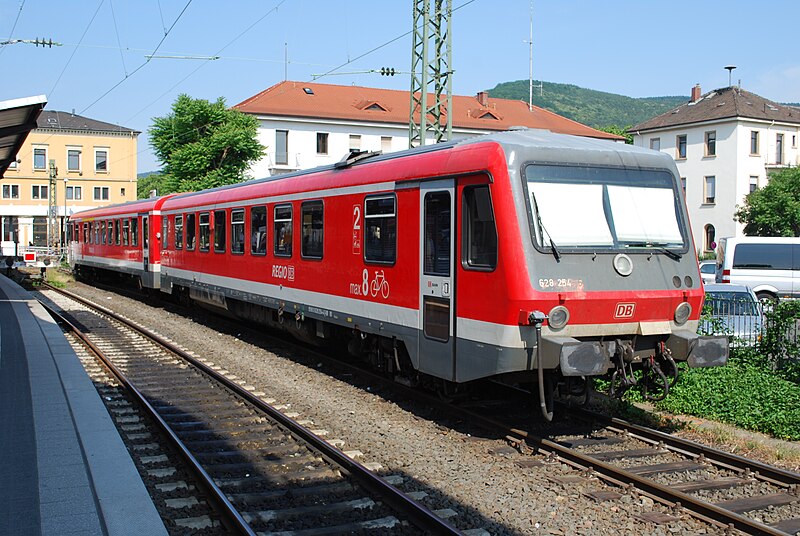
<box><xmin>69</xmin><ymin>130</ymin><xmax>728</xmax><ymax>418</ymax></box>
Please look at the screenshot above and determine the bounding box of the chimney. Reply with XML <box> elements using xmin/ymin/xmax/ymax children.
<box><xmin>477</xmin><ymin>91</ymin><xmax>489</xmax><ymax>107</ymax></box>
<box><xmin>691</xmin><ymin>84</ymin><xmax>702</xmax><ymax>102</ymax></box>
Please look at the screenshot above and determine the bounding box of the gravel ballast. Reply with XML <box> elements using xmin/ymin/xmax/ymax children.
<box><xmin>65</xmin><ymin>281</ymin><xmax>747</xmax><ymax>535</ymax></box>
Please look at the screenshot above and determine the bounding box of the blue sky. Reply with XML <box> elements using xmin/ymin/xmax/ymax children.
<box><xmin>2</xmin><ymin>0</ymin><xmax>799</xmax><ymax>172</ymax></box>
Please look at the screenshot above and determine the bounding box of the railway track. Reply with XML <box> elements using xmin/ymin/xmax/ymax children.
<box><xmin>45</xmin><ymin>278</ymin><xmax>800</xmax><ymax>535</ymax></box>
<box><xmin>37</xmin><ymin>284</ymin><xmax>464</xmax><ymax>535</ymax></box>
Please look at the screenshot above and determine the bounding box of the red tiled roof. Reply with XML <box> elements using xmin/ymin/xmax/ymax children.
<box><xmin>234</xmin><ymin>81</ymin><xmax>622</xmax><ymax>140</ymax></box>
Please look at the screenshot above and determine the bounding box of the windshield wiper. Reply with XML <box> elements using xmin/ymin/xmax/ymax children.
<box><xmin>530</xmin><ymin>191</ymin><xmax>561</xmax><ymax>262</ymax></box>
<box><xmin>624</xmin><ymin>242</ymin><xmax>682</xmax><ymax>261</ymax></box>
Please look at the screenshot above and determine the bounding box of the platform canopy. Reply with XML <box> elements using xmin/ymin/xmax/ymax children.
<box><xmin>0</xmin><ymin>94</ymin><xmax>47</xmax><ymax>178</ymax></box>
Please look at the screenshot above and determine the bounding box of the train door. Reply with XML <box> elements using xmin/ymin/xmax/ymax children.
<box><xmin>418</xmin><ymin>179</ymin><xmax>456</xmax><ymax>380</ymax></box>
<box><xmin>142</xmin><ymin>214</ymin><xmax>149</xmax><ymax>272</ymax></box>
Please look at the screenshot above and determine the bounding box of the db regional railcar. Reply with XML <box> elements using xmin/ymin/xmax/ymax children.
<box><xmin>68</xmin><ymin>194</ymin><xmax>175</xmax><ymax>288</ymax></box>
<box><xmin>69</xmin><ymin>129</ymin><xmax>728</xmax><ymax>419</ymax></box>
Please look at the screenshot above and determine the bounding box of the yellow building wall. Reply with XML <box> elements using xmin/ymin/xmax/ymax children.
<box><xmin>0</xmin><ymin>127</ymin><xmax>138</xmax><ymax>249</ymax></box>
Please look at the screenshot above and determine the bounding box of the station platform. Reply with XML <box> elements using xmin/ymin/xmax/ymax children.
<box><xmin>0</xmin><ymin>274</ymin><xmax>168</xmax><ymax>536</ymax></box>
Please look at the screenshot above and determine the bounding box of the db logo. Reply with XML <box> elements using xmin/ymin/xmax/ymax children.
<box><xmin>614</xmin><ymin>303</ymin><xmax>636</xmax><ymax>319</ymax></box>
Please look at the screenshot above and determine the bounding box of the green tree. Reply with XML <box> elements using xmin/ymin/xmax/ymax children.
<box><xmin>149</xmin><ymin>95</ymin><xmax>264</xmax><ymax>193</ymax></box>
<box><xmin>597</xmin><ymin>124</ymin><xmax>633</xmax><ymax>144</ymax></box>
<box><xmin>137</xmin><ymin>172</ymin><xmax>168</xmax><ymax>199</ymax></box>
<box><xmin>735</xmin><ymin>167</ymin><xmax>800</xmax><ymax>236</ymax></box>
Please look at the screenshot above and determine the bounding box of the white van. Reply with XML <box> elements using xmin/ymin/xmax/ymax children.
<box><xmin>716</xmin><ymin>236</ymin><xmax>800</xmax><ymax>301</ymax></box>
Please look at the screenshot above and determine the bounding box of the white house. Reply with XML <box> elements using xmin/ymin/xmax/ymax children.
<box><xmin>234</xmin><ymin>80</ymin><xmax>622</xmax><ymax>178</ymax></box>
<box><xmin>630</xmin><ymin>84</ymin><xmax>800</xmax><ymax>255</ymax></box>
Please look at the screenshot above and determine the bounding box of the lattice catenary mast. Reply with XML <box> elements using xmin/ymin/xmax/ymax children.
<box><xmin>408</xmin><ymin>0</ymin><xmax>452</xmax><ymax>148</ymax></box>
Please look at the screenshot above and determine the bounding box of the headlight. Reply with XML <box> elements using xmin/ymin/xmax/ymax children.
<box><xmin>674</xmin><ymin>302</ymin><xmax>692</xmax><ymax>325</ymax></box>
<box><xmin>548</xmin><ymin>305</ymin><xmax>570</xmax><ymax>329</ymax></box>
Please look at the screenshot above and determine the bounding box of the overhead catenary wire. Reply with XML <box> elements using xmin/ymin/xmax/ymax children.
<box><xmin>0</xmin><ymin>0</ymin><xmax>26</xmax><ymax>58</ymax></box>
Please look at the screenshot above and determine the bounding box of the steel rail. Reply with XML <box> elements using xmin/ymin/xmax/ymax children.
<box><xmin>42</xmin><ymin>284</ymin><xmax>463</xmax><ymax>535</ymax></box>
<box><xmin>568</xmin><ymin>405</ymin><xmax>800</xmax><ymax>488</ymax></box>
<box><xmin>37</xmin><ymin>298</ymin><xmax>257</xmax><ymax>536</ymax></box>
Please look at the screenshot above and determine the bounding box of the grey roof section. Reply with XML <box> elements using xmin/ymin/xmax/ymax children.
<box><xmin>36</xmin><ymin>110</ymin><xmax>140</xmax><ymax>135</ymax></box>
<box><xmin>629</xmin><ymin>86</ymin><xmax>800</xmax><ymax>133</ymax></box>
<box><xmin>0</xmin><ymin>94</ymin><xmax>47</xmax><ymax>177</ymax></box>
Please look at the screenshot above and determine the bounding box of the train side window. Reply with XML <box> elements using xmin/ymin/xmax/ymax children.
<box><xmin>273</xmin><ymin>204</ymin><xmax>292</xmax><ymax>257</ymax></box>
<box><xmin>114</xmin><ymin>220</ymin><xmax>121</xmax><ymax>246</ymax></box>
<box><xmin>142</xmin><ymin>217</ymin><xmax>148</xmax><ymax>249</ymax></box>
<box><xmin>231</xmin><ymin>209</ymin><xmax>245</xmax><ymax>255</ymax></box>
<box><xmin>301</xmin><ymin>200</ymin><xmax>323</xmax><ymax>259</ymax></box>
<box><xmin>424</xmin><ymin>192</ymin><xmax>451</xmax><ymax>276</ymax></box>
<box><xmin>162</xmin><ymin>218</ymin><xmax>168</xmax><ymax>250</ymax></box>
<box><xmin>462</xmin><ymin>185</ymin><xmax>497</xmax><ymax>270</ymax></box>
<box><xmin>175</xmin><ymin>215</ymin><xmax>184</xmax><ymax>250</ymax></box>
<box><xmin>199</xmin><ymin>212</ymin><xmax>210</xmax><ymax>252</ymax></box>
<box><xmin>250</xmin><ymin>206</ymin><xmax>267</xmax><ymax>256</ymax></box>
<box><xmin>101</xmin><ymin>221</ymin><xmax>106</xmax><ymax>245</ymax></box>
<box><xmin>131</xmin><ymin>218</ymin><xmax>139</xmax><ymax>247</ymax></box>
<box><xmin>107</xmin><ymin>220</ymin><xmax>113</xmax><ymax>245</ymax></box>
<box><xmin>213</xmin><ymin>210</ymin><xmax>226</xmax><ymax>253</ymax></box>
<box><xmin>84</xmin><ymin>222</ymin><xmax>89</xmax><ymax>243</ymax></box>
<box><xmin>122</xmin><ymin>219</ymin><xmax>130</xmax><ymax>246</ymax></box>
<box><xmin>186</xmin><ymin>213</ymin><xmax>196</xmax><ymax>250</ymax></box>
<box><xmin>364</xmin><ymin>195</ymin><xmax>396</xmax><ymax>264</ymax></box>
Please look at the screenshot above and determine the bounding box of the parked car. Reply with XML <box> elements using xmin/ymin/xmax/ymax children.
<box><xmin>716</xmin><ymin>236</ymin><xmax>800</xmax><ymax>302</ymax></box>
<box><xmin>701</xmin><ymin>283</ymin><xmax>764</xmax><ymax>347</ymax></box>
<box><xmin>699</xmin><ymin>260</ymin><xmax>716</xmax><ymax>284</ymax></box>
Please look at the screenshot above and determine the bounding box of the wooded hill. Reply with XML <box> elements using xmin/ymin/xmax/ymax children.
<box><xmin>488</xmin><ymin>80</ymin><xmax>688</xmax><ymax>129</ymax></box>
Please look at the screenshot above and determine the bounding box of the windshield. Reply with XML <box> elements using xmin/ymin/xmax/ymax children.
<box><xmin>525</xmin><ymin>164</ymin><xmax>687</xmax><ymax>251</ymax></box>
<box><xmin>705</xmin><ymin>292</ymin><xmax>760</xmax><ymax>316</ymax></box>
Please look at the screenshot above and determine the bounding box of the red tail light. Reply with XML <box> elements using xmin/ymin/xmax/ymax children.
<box><xmin>721</xmin><ymin>269</ymin><xmax>731</xmax><ymax>283</ymax></box>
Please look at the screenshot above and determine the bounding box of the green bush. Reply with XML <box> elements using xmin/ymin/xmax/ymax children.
<box><xmin>655</xmin><ymin>353</ymin><xmax>800</xmax><ymax>440</ymax></box>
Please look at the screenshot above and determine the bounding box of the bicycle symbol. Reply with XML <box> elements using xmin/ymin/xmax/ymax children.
<box><xmin>370</xmin><ymin>270</ymin><xmax>390</xmax><ymax>299</ymax></box>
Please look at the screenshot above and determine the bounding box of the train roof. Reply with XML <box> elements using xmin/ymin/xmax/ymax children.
<box><xmin>69</xmin><ymin>194</ymin><xmax>176</xmax><ymax>220</ymax></box>
<box><xmin>162</xmin><ymin>129</ymin><xmax>676</xmax><ymax>205</ymax></box>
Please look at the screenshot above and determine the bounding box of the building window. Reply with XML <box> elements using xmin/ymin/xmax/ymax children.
<box><xmin>2</xmin><ymin>184</ymin><xmax>19</xmax><ymax>199</ymax></box>
<box><xmin>349</xmin><ymin>134</ymin><xmax>361</xmax><ymax>151</ymax></box>
<box><xmin>2</xmin><ymin>216</ymin><xmax>19</xmax><ymax>241</ymax></box>
<box><xmin>462</xmin><ymin>185</ymin><xmax>497</xmax><ymax>269</ymax></box>
<box><xmin>93</xmin><ymin>186</ymin><xmax>109</xmax><ymax>200</ymax></box>
<box><xmin>33</xmin><ymin>147</ymin><xmax>47</xmax><ymax>170</ymax></box>
<box><xmin>649</xmin><ymin>138</ymin><xmax>660</xmax><ymax>151</ymax></box>
<box><xmin>8</xmin><ymin>158</ymin><xmax>17</xmax><ymax>170</ymax></box>
<box><xmin>776</xmin><ymin>133</ymin><xmax>784</xmax><ymax>165</ymax></box>
<box><xmin>676</xmin><ymin>135</ymin><xmax>687</xmax><ymax>159</ymax></box>
<box><xmin>33</xmin><ymin>217</ymin><xmax>47</xmax><ymax>246</ymax></box>
<box><xmin>750</xmin><ymin>130</ymin><xmax>759</xmax><ymax>155</ymax></box>
<box><xmin>704</xmin><ymin>176</ymin><xmax>716</xmax><ymax>204</ymax></box>
<box><xmin>381</xmin><ymin>136</ymin><xmax>392</xmax><ymax>153</ymax></box>
<box><xmin>67</xmin><ymin>148</ymin><xmax>81</xmax><ymax>171</ymax></box>
<box><xmin>704</xmin><ymin>224</ymin><xmax>716</xmax><ymax>252</ymax></box>
<box><xmin>67</xmin><ymin>185</ymin><xmax>82</xmax><ymax>200</ymax></box>
<box><xmin>275</xmin><ymin>130</ymin><xmax>288</xmax><ymax>165</ymax></box>
<box><xmin>301</xmin><ymin>200</ymin><xmax>323</xmax><ymax>259</ymax></box>
<box><xmin>175</xmin><ymin>215</ymin><xmax>183</xmax><ymax>249</ymax></box>
<box><xmin>31</xmin><ymin>185</ymin><xmax>49</xmax><ymax>200</ymax></box>
<box><xmin>95</xmin><ymin>149</ymin><xmax>108</xmax><ymax>172</ymax></box>
<box><xmin>680</xmin><ymin>177</ymin><xmax>686</xmax><ymax>193</ymax></box>
<box><xmin>793</xmin><ymin>135</ymin><xmax>797</xmax><ymax>148</ymax></box>
<box><xmin>749</xmin><ymin>176</ymin><xmax>759</xmax><ymax>193</ymax></box>
<box><xmin>198</xmin><ymin>212</ymin><xmax>210</xmax><ymax>252</ymax></box>
<box><xmin>231</xmin><ymin>209</ymin><xmax>245</xmax><ymax>254</ymax></box>
<box><xmin>364</xmin><ymin>195</ymin><xmax>396</xmax><ymax>264</ymax></box>
<box><xmin>250</xmin><ymin>205</ymin><xmax>267</xmax><ymax>255</ymax></box>
<box><xmin>316</xmin><ymin>132</ymin><xmax>328</xmax><ymax>155</ymax></box>
<box><xmin>273</xmin><ymin>204</ymin><xmax>293</xmax><ymax>257</ymax></box>
<box><xmin>705</xmin><ymin>131</ymin><xmax>716</xmax><ymax>156</ymax></box>
<box><xmin>213</xmin><ymin>210</ymin><xmax>226</xmax><ymax>253</ymax></box>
